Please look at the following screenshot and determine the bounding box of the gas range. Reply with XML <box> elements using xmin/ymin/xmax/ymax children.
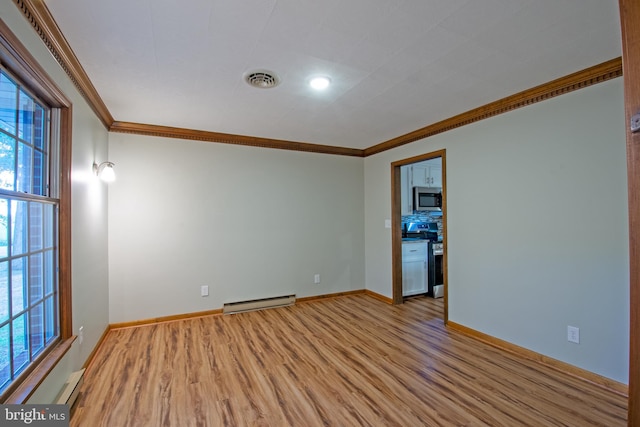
<box><xmin>402</xmin><ymin>222</ymin><xmax>439</xmax><ymax>241</ymax></box>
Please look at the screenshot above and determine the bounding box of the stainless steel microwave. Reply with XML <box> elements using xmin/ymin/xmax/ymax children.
<box><xmin>413</xmin><ymin>187</ymin><xmax>442</xmax><ymax>212</ymax></box>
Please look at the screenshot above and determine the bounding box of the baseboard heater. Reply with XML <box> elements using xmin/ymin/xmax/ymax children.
<box><xmin>55</xmin><ymin>368</ymin><xmax>85</xmax><ymax>407</ymax></box>
<box><xmin>223</xmin><ymin>294</ymin><xmax>296</xmax><ymax>314</ymax></box>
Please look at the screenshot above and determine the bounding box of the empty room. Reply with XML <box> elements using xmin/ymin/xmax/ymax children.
<box><xmin>0</xmin><ymin>1</ymin><xmax>638</xmax><ymax>426</ymax></box>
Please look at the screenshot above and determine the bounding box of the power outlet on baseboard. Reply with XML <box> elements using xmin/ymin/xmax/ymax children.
<box><xmin>201</xmin><ymin>285</ymin><xmax>209</xmax><ymax>297</ymax></box>
<box><xmin>567</xmin><ymin>325</ymin><xmax>580</xmax><ymax>344</ymax></box>
<box><xmin>314</xmin><ymin>274</ymin><xmax>320</xmax><ymax>284</ymax></box>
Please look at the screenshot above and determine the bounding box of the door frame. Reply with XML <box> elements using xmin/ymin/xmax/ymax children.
<box><xmin>391</xmin><ymin>149</ymin><xmax>448</xmax><ymax>322</ymax></box>
<box><xmin>618</xmin><ymin>1</ymin><xmax>640</xmax><ymax>424</ymax></box>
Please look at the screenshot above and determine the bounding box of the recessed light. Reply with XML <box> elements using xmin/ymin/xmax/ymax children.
<box><xmin>309</xmin><ymin>76</ymin><xmax>331</xmax><ymax>90</ymax></box>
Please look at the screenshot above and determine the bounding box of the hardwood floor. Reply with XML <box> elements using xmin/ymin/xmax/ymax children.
<box><xmin>71</xmin><ymin>295</ymin><xmax>627</xmax><ymax>426</ymax></box>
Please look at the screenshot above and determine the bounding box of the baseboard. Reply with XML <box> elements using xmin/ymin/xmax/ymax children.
<box><xmin>447</xmin><ymin>321</ymin><xmax>628</xmax><ymax>397</ymax></box>
<box><xmin>109</xmin><ymin>289</ymin><xmax>389</xmax><ymax>329</ymax></box>
<box><xmin>297</xmin><ymin>289</ymin><xmax>365</xmax><ymax>303</ymax></box>
<box><xmin>297</xmin><ymin>289</ymin><xmax>393</xmax><ymax>305</ymax></box>
<box><xmin>82</xmin><ymin>326</ymin><xmax>111</xmax><ymax>370</ymax></box>
<box><xmin>110</xmin><ymin>308</ymin><xmax>223</xmax><ymax>330</ymax></box>
<box><xmin>364</xmin><ymin>289</ymin><xmax>394</xmax><ymax>304</ymax></box>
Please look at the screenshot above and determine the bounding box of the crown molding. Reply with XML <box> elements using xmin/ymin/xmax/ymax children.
<box><xmin>0</xmin><ymin>18</ymin><xmax>68</xmax><ymax>107</ymax></box>
<box><xmin>364</xmin><ymin>57</ymin><xmax>623</xmax><ymax>156</ymax></box>
<box><xmin>110</xmin><ymin>121</ymin><xmax>365</xmax><ymax>157</ymax></box>
<box><xmin>14</xmin><ymin>0</ymin><xmax>113</xmax><ymax>127</ymax></box>
<box><xmin>13</xmin><ymin>0</ymin><xmax>622</xmax><ymax>158</ymax></box>
<box><xmin>14</xmin><ymin>0</ymin><xmax>362</xmax><ymax>157</ymax></box>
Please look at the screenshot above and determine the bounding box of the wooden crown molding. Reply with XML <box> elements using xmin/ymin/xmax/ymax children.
<box><xmin>109</xmin><ymin>121</ymin><xmax>365</xmax><ymax>157</ymax></box>
<box><xmin>0</xmin><ymin>18</ymin><xmax>68</xmax><ymax>108</ymax></box>
<box><xmin>14</xmin><ymin>0</ymin><xmax>113</xmax><ymax>127</ymax></box>
<box><xmin>14</xmin><ymin>0</ymin><xmax>622</xmax><ymax>158</ymax></box>
<box><xmin>15</xmin><ymin>1</ymin><xmax>362</xmax><ymax>157</ymax></box>
<box><xmin>364</xmin><ymin>58</ymin><xmax>623</xmax><ymax>156</ymax></box>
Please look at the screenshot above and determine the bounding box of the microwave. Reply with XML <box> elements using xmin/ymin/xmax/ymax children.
<box><xmin>413</xmin><ymin>187</ymin><xmax>442</xmax><ymax>212</ymax></box>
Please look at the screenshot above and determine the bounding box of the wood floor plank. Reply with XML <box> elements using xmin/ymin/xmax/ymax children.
<box><xmin>71</xmin><ymin>295</ymin><xmax>627</xmax><ymax>426</ymax></box>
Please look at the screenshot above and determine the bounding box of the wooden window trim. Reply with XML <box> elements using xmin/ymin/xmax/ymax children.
<box><xmin>0</xmin><ymin>17</ymin><xmax>72</xmax><ymax>403</ymax></box>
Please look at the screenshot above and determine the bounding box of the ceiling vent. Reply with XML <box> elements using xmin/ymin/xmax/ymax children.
<box><xmin>244</xmin><ymin>70</ymin><xmax>280</xmax><ymax>89</ymax></box>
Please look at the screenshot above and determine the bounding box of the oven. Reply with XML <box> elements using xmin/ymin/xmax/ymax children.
<box><xmin>428</xmin><ymin>242</ymin><xmax>444</xmax><ymax>298</ymax></box>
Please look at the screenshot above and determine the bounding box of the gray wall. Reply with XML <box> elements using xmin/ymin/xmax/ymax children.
<box><xmin>364</xmin><ymin>78</ymin><xmax>629</xmax><ymax>383</ymax></box>
<box><xmin>0</xmin><ymin>3</ymin><xmax>111</xmax><ymax>403</ymax></box>
<box><xmin>107</xmin><ymin>134</ymin><xmax>365</xmax><ymax>323</ymax></box>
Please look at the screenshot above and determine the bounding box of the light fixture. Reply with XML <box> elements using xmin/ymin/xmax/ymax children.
<box><xmin>93</xmin><ymin>161</ymin><xmax>116</xmax><ymax>182</ymax></box>
<box><xmin>309</xmin><ymin>76</ymin><xmax>331</xmax><ymax>90</ymax></box>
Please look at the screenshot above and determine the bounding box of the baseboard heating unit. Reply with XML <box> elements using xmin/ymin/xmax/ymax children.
<box><xmin>223</xmin><ymin>294</ymin><xmax>296</xmax><ymax>314</ymax></box>
<box><xmin>55</xmin><ymin>368</ymin><xmax>85</xmax><ymax>407</ymax></box>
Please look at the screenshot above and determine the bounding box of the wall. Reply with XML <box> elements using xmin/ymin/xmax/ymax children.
<box><xmin>364</xmin><ymin>78</ymin><xmax>629</xmax><ymax>383</ymax></box>
<box><xmin>0</xmin><ymin>3</ymin><xmax>111</xmax><ymax>403</ymax></box>
<box><xmin>3</xmin><ymin>0</ymin><xmax>627</xmax><ymax>397</ymax></box>
<box><xmin>107</xmin><ymin>134</ymin><xmax>365</xmax><ymax>323</ymax></box>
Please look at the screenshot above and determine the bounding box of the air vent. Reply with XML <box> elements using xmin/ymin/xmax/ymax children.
<box><xmin>245</xmin><ymin>70</ymin><xmax>280</xmax><ymax>89</ymax></box>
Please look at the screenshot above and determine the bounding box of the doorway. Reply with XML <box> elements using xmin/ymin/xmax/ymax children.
<box><xmin>391</xmin><ymin>149</ymin><xmax>448</xmax><ymax>322</ymax></box>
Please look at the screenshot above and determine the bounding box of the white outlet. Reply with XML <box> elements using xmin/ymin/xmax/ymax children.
<box><xmin>201</xmin><ymin>285</ymin><xmax>209</xmax><ymax>297</ymax></box>
<box><xmin>78</xmin><ymin>326</ymin><xmax>84</xmax><ymax>345</ymax></box>
<box><xmin>314</xmin><ymin>274</ymin><xmax>320</xmax><ymax>284</ymax></box>
<box><xmin>567</xmin><ymin>325</ymin><xmax>580</xmax><ymax>344</ymax></box>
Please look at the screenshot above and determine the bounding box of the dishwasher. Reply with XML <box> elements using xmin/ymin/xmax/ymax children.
<box><xmin>401</xmin><ymin>241</ymin><xmax>428</xmax><ymax>296</ymax></box>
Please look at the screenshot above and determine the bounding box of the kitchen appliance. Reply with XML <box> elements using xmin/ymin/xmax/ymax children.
<box><xmin>402</xmin><ymin>222</ymin><xmax>438</xmax><ymax>241</ymax></box>
<box><xmin>413</xmin><ymin>187</ymin><xmax>442</xmax><ymax>212</ymax></box>
<box><xmin>428</xmin><ymin>242</ymin><xmax>444</xmax><ymax>298</ymax></box>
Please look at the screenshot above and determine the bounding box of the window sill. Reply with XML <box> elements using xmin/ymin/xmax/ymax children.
<box><xmin>2</xmin><ymin>336</ymin><xmax>76</xmax><ymax>404</ymax></box>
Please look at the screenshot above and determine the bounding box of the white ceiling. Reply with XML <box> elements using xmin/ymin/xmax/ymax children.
<box><xmin>44</xmin><ymin>0</ymin><xmax>622</xmax><ymax>150</ymax></box>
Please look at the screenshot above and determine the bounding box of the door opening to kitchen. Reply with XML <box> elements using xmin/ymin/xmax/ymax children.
<box><xmin>391</xmin><ymin>150</ymin><xmax>447</xmax><ymax>321</ymax></box>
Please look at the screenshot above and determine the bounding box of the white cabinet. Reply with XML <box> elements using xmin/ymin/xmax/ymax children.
<box><xmin>411</xmin><ymin>164</ymin><xmax>429</xmax><ymax>187</ymax></box>
<box><xmin>412</xmin><ymin>164</ymin><xmax>441</xmax><ymax>188</ymax></box>
<box><xmin>400</xmin><ymin>166</ymin><xmax>413</xmax><ymax>215</ymax></box>
<box><xmin>402</xmin><ymin>242</ymin><xmax>428</xmax><ymax>296</ymax></box>
<box><xmin>428</xmin><ymin>165</ymin><xmax>442</xmax><ymax>188</ymax></box>
<box><xmin>401</xmin><ymin>159</ymin><xmax>442</xmax><ymax>216</ymax></box>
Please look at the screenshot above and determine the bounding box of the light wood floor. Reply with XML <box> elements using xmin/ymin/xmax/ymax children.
<box><xmin>71</xmin><ymin>295</ymin><xmax>627</xmax><ymax>426</ymax></box>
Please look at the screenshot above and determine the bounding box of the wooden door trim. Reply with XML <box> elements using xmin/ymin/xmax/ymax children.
<box><xmin>618</xmin><ymin>1</ymin><xmax>640</xmax><ymax>425</ymax></box>
<box><xmin>391</xmin><ymin>150</ymin><xmax>448</xmax><ymax>323</ymax></box>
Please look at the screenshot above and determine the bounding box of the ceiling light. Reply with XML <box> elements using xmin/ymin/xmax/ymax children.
<box><xmin>309</xmin><ymin>76</ymin><xmax>331</xmax><ymax>90</ymax></box>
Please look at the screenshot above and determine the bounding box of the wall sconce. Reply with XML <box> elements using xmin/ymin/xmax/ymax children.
<box><xmin>93</xmin><ymin>161</ymin><xmax>116</xmax><ymax>182</ymax></box>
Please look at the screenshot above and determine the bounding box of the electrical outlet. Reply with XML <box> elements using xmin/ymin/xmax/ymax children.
<box><xmin>567</xmin><ymin>325</ymin><xmax>580</xmax><ymax>344</ymax></box>
<box><xmin>78</xmin><ymin>326</ymin><xmax>84</xmax><ymax>345</ymax></box>
<box><xmin>314</xmin><ymin>274</ymin><xmax>320</xmax><ymax>284</ymax></box>
<box><xmin>201</xmin><ymin>285</ymin><xmax>209</xmax><ymax>297</ymax></box>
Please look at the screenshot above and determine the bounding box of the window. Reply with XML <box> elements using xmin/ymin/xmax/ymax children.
<box><xmin>0</xmin><ymin>68</ymin><xmax>59</xmax><ymax>395</ymax></box>
<box><xmin>0</xmin><ymin>17</ymin><xmax>71</xmax><ymax>404</ymax></box>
